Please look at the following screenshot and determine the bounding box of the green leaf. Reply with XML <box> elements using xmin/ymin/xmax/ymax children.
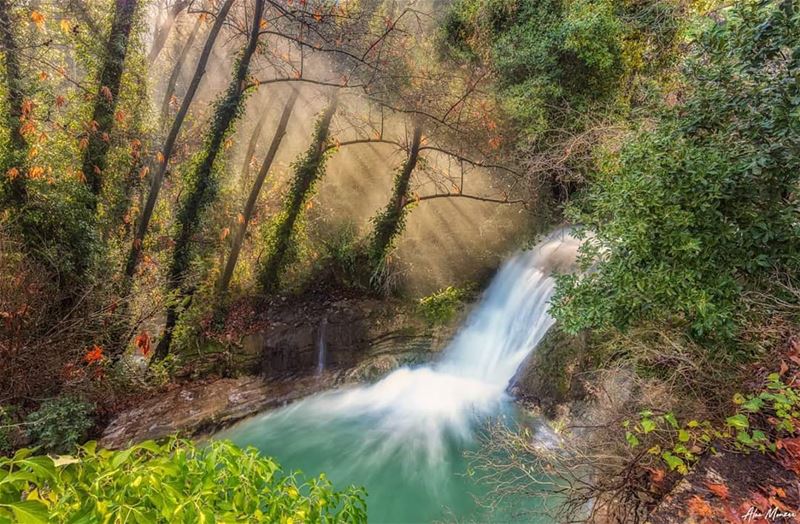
<box><xmin>2</xmin><ymin>501</ymin><xmax>49</xmax><ymax>524</ymax></box>
<box><xmin>741</xmin><ymin>397</ymin><xmax>764</xmax><ymax>412</ymax></box>
<box><xmin>625</xmin><ymin>431</ymin><xmax>640</xmax><ymax>447</ymax></box>
<box><xmin>111</xmin><ymin>448</ymin><xmax>133</xmax><ymax>469</ymax></box>
<box><xmin>19</xmin><ymin>457</ymin><xmax>55</xmax><ymax>481</ymax></box>
<box><xmin>663</xmin><ymin>413</ymin><xmax>678</xmax><ymax>428</ymax></box>
<box><xmin>661</xmin><ymin>452</ymin><xmax>685</xmax><ymax>472</ymax></box>
<box><xmin>51</xmin><ymin>455</ymin><xmax>80</xmax><ymax>467</ymax></box>
<box><xmin>641</xmin><ymin>418</ymin><xmax>656</xmax><ymax>434</ymax></box>
<box><xmin>726</xmin><ymin>414</ymin><xmax>749</xmax><ymax>430</ymax></box>
<box><xmin>678</xmin><ymin>429</ymin><xmax>690</xmax><ymax>442</ymax></box>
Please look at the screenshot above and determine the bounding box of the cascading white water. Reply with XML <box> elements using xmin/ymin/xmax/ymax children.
<box><xmin>316</xmin><ymin>316</ymin><xmax>327</xmax><ymax>376</ymax></box>
<box><xmin>220</xmin><ymin>229</ymin><xmax>581</xmax><ymax>522</ymax></box>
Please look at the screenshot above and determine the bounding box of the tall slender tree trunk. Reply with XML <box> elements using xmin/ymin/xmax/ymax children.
<box><xmin>0</xmin><ymin>0</ymin><xmax>27</xmax><ymax>204</ymax></box>
<box><xmin>238</xmin><ymin>103</ymin><xmax>271</xmax><ymax>184</ymax></box>
<box><xmin>126</xmin><ymin>0</ymin><xmax>234</xmax><ymax>279</ymax></box>
<box><xmin>155</xmin><ymin>0</ymin><xmax>264</xmax><ymax>360</ymax></box>
<box><xmin>219</xmin><ymin>90</ymin><xmax>300</xmax><ymax>295</ymax></box>
<box><xmin>81</xmin><ymin>0</ymin><xmax>139</xmax><ymax>205</ymax></box>
<box><xmin>258</xmin><ymin>97</ymin><xmax>338</xmax><ymax>293</ymax></box>
<box><xmin>159</xmin><ymin>13</ymin><xmax>202</xmax><ymax>129</ymax></box>
<box><xmin>368</xmin><ymin>124</ymin><xmax>423</xmax><ymax>265</ymax></box>
<box><xmin>147</xmin><ymin>0</ymin><xmax>191</xmax><ymax>65</ymax></box>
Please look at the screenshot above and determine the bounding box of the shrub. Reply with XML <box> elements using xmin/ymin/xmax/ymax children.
<box><xmin>0</xmin><ymin>438</ymin><xmax>367</xmax><ymax>523</ymax></box>
<box><xmin>25</xmin><ymin>397</ymin><xmax>94</xmax><ymax>454</ymax></box>
<box><xmin>317</xmin><ymin>220</ymin><xmax>367</xmax><ymax>289</ymax></box>
<box><xmin>551</xmin><ymin>0</ymin><xmax>800</xmax><ymax>338</ymax></box>
<box><xmin>418</xmin><ymin>285</ymin><xmax>474</xmax><ymax>325</ymax></box>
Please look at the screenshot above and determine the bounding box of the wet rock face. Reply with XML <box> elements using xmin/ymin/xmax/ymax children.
<box><xmin>243</xmin><ymin>297</ymin><xmax>449</xmax><ymax>378</ymax></box>
<box><xmin>101</xmin><ymin>295</ymin><xmax>455</xmax><ymax>449</ymax></box>
<box><xmin>507</xmin><ymin>325</ymin><xmax>590</xmax><ymax>417</ymax></box>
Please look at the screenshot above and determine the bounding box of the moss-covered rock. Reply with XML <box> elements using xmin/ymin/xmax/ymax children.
<box><xmin>507</xmin><ymin>325</ymin><xmax>592</xmax><ymax>417</ymax></box>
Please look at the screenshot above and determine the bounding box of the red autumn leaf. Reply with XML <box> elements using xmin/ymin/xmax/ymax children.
<box><xmin>778</xmin><ymin>437</ymin><xmax>800</xmax><ymax>457</ymax></box>
<box><xmin>30</xmin><ymin>10</ymin><xmax>45</xmax><ymax>29</ymax></box>
<box><xmin>707</xmin><ymin>482</ymin><xmax>729</xmax><ymax>499</ymax></box>
<box><xmin>84</xmin><ymin>344</ymin><xmax>104</xmax><ymax>364</ymax></box>
<box><xmin>134</xmin><ymin>332</ymin><xmax>152</xmax><ymax>357</ymax></box>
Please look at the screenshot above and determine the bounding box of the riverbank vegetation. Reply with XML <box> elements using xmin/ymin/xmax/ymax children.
<box><xmin>0</xmin><ymin>438</ymin><xmax>366</xmax><ymax>522</ymax></box>
<box><xmin>1</xmin><ymin>0</ymin><xmax>798</xmax><ymax>521</ymax></box>
<box><xmin>475</xmin><ymin>1</ymin><xmax>800</xmax><ymax>521</ymax></box>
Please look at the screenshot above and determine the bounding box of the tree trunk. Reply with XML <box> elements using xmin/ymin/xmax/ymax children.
<box><xmin>154</xmin><ymin>0</ymin><xmax>264</xmax><ymax>360</ymax></box>
<box><xmin>258</xmin><ymin>96</ymin><xmax>338</xmax><ymax>293</ymax></box>
<box><xmin>218</xmin><ymin>89</ymin><xmax>300</xmax><ymax>295</ymax></box>
<box><xmin>81</xmin><ymin>0</ymin><xmax>139</xmax><ymax>205</ymax></box>
<box><xmin>368</xmin><ymin>124</ymin><xmax>423</xmax><ymax>265</ymax></box>
<box><xmin>159</xmin><ymin>13</ymin><xmax>202</xmax><ymax>129</ymax></box>
<box><xmin>0</xmin><ymin>0</ymin><xmax>27</xmax><ymax>203</ymax></box>
<box><xmin>238</xmin><ymin>103</ymin><xmax>271</xmax><ymax>184</ymax></box>
<box><xmin>126</xmin><ymin>0</ymin><xmax>234</xmax><ymax>279</ymax></box>
<box><xmin>147</xmin><ymin>0</ymin><xmax>191</xmax><ymax>65</ymax></box>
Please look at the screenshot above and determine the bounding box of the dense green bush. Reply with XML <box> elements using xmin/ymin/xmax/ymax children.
<box><xmin>441</xmin><ymin>0</ymin><xmax>683</xmax><ymax>142</ymax></box>
<box><xmin>24</xmin><ymin>397</ymin><xmax>94</xmax><ymax>454</ymax></box>
<box><xmin>552</xmin><ymin>0</ymin><xmax>800</xmax><ymax>338</ymax></box>
<box><xmin>0</xmin><ymin>438</ymin><xmax>366</xmax><ymax>523</ymax></box>
<box><xmin>316</xmin><ymin>220</ymin><xmax>368</xmax><ymax>289</ymax></box>
<box><xmin>418</xmin><ymin>285</ymin><xmax>474</xmax><ymax>325</ymax></box>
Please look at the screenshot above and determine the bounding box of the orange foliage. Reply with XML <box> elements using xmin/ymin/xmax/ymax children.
<box><xmin>30</xmin><ymin>10</ymin><xmax>45</xmax><ymax>29</ymax></box>
<box><xmin>707</xmin><ymin>482</ymin><xmax>729</xmax><ymax>500</ymax></box>
<box><xmin>134</xmin><ymin>332</ymin><xmax>152</xmax><ymax>357</ymax></box>
<box><xmin>84</xmin><ymin>345</ymin><xmax>104</xmax><ymax>364</ymax></box>
<box><xmin>687</xmin><ymin>496</ymin><xmax>714</xmax><ymax>518</ymax></box>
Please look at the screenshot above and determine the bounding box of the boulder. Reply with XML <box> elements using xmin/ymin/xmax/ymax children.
<box><xmin>507</xmin><ymin>325</ymin><xmax>590</xmax><ymax>417</ymax></box>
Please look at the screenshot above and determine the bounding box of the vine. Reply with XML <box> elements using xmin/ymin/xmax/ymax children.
<box><xmin>257</xmin><ymin>100</ymin><xmax>337</xmax><ymax>292</ymax></box>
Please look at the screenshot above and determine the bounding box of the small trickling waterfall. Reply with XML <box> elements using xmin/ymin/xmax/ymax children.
<box><xmin>220</xmin><ymin>229</ymin><xmax>581</xmax><ymax>522</ymax></box>
<box><xmin>316</xmin><ymin>316</ymin><xmax>327</xmax><ymax>376</ymax></box>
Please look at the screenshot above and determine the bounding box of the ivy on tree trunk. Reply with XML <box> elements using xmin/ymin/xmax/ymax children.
<box><xmin>81</xmin><ymin>0</ymin><xmax>139</xmax><ymax>206</ymax></box>
<box><xmin>0</xmin><ymin>0</ymin><xmax>27</xmax><ymax>204</ymax></box>
<box><xmin>155</xmin><ymin>0</ymin><xmax>265</xmax><ymax>360</ymax></box>
<box><xmin>368</xmin><ymin>125</ymin><xmax>423</xmax><ymax>267</ymax></box>
<box><xmin>257</xmin><ymin>97</ymin><xmax>338</xmax><ymax>293</ymax></box>
<box><xmin>126</xmin><ymin>0</ymin><xmax>235</xmax><ymax>280</ymax></box>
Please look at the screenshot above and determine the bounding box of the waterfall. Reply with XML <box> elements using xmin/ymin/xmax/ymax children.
<box><xmin>439</xmin><ymin>228</ymin><xmax>581</xmax><ymax>386</ymax></box>
<box><xmin>221</xmin><ymin>229</ymin><xmax>581</xmax><ymax>522</ymax></box>
<box><xmin>316</xmin><ymin>316</ymin><xmax>327</xmax><ymax>375</ymax></box>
